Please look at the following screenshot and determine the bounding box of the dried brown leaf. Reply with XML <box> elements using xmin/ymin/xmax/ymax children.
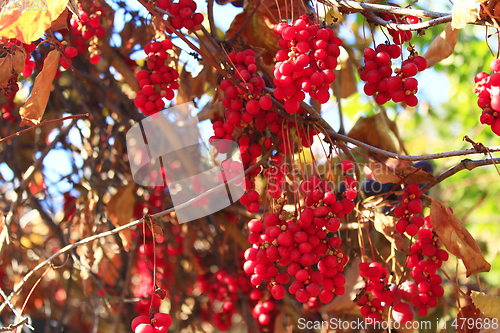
<box><xmin>429</xmin><ymin>199</ymin><xmax>491</xmax><ymax>277</ymax></box>
<box><xmin>226</xmin><ymin>0</ymin><xmax>302</xmax><ymax>64</ymax></box>
<box><xmin>50</xmin><ymin>8</ymin><xmax>68</xmax><ymax>31</ymax></box>
<box><xmin>0</xmin><ymin>47</ymin><xmax>26</xmax><ymax>86</ymax></box>
<box><xmin>347</xmin><ymin>113</ymin><xmax>398</xmax><ymax>156</ymax></box>
<box><xmin>107</xmin><ymin>183</ymin><xmax>136</xmax><ymax>249</ymax></box>
<box><xmin>334</xmin><ymin>57</ymin><xmax>357</xmax><ymax>99</ymax></box>
<box><xmin>374</xmin><ymin>213</ymin><xmax>410</xmax><ymax>254</ymax></box>
<box><xmin>424</xmin><ymin>23</ymin><xmax>460</xmax><ymax>67</ymax></box>
<box><xmin>452</xmin><ymin>0</ymin><xmax>482</xmax><ymax>29</ymax></box>
<box><xmin>152</xmin><ymin>16</ymin><xmax>167</xmax><ymax>40</ymax></box>
<box><xmin>96</xmin><ymin>242</ymin><xmax>122</xmax><ymax>287</ymax></box>
<box><xmin>19</xmin><ymin>50</ymin><xmax>59</xmax><ymax>126</ymax></box>
<box><xmin>457</xmin><ymin>302</ymin><xmax>482</xmax><ymax>333</ymax></box>
<box><xmin>176</xmin><ymin>66</ymin><xmax>193</xmax><ymax>104</ymax></box>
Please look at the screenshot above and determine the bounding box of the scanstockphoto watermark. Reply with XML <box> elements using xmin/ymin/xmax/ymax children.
<box><xmin>297</xmin><ymin>318</ymin><xmax>434</xmax><ymax>331</ymax></box>
<box><xmin>1</xmin><ymin>0</ymin><xmax>48</xmax><ymax>12</ymax></box>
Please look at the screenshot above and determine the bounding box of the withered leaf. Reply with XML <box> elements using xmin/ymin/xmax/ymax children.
<box><xmin>0</xmin><ymin>47</ymin><xmax>26</xmax><ymax>86</ymax></box>
<box><xmin>107</xmin><ymin>183</ymin><xmax>136</xmax><ymax>249</ymax></box>
<box><xmin>347</xmin><ymin>113</ymin><xmax>398</xmax><ymax>156</ymax></box>
<box><xmin>96</xmin><ymin>242</ymin><xmax>122</xmax><ymax>287</ymax></box>
<box><xmin>424</xmin><ymin>23</ymin><xmax>460</xmax><ymax>67</ymax></box>
<box><xmin>19</xmin><ymin>49</ymin><xmax>60</xmax><ymax>126</ymax></box>
<box><xmin>369</xmin><ymin>163</ymin><xmax>436</xmax><ymax>185</ymax></box>
<box><xmin>176</xmin><ymin>66</ymin><xmax>193</xmax><ymax>105</ymax></box>
<box><xmin>50</xmin><ymin>7</ymin><xmax>69</xmax><ymax>31</ymax></box>
<box><xmin>226</xmin><ymin>0</ymin><xmax>303</xmax><ymax>65</ymax></box>
<box><xmin>471</xmin><ymin>291</ymin><xmax>500</xmax><ymax>320</ymax></box>
<box><xmin>457</xmin><ymin>302</ymin><xmax>482</xmax><ymax>333</ymax></box>
<box><xmin>373</xmin><ymin>213</ymin><xmax>409</xmax><ymax>254</ymax></box>
<box><xmin>429</xmin><ymin>199</ymin><xmax>491</xmax><ymax>277</ymax></box>
<box><xmin>334</xmin><ymin>56</ymin><xmax>357</xmax><ymax>99</ymax></box>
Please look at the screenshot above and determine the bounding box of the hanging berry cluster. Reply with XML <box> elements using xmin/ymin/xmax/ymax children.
<box><xmin>380</xmin><ymin>12</ymin><xmax>419</xmax><ymax>45</ymax></box>
<box><xmin>273</xmin><ymin>15</ymin><xmax>342</xmax><ymax>112</ymax></box>
<box><xmin>131</xmin><ymin>313</ymin><xmax>172</xmax><ymax>333</ymax></box>
<box><xmin>134</xmin><ymin>40</ymin><xmax>179</xmax><ymax>115</ymax></box>
<box><xmin>360</xmin><ymin>44</ymin><xmax>427</xmax><ymax>106</ymax></box>
<box><xmin>394</xmin><ymin>183</ymin><xmax>424</xmax><ymax>236</ymax></box>
<box><xmin>474</xmin><ymin>58</ymin><xmax>500</xmax><ymax>136</ymax></box>
<box><xmin>194</xmin><ymin>269</ymin><xmax>252</xmax><ymax>331</ymax></box>
<box><xmin>69</xmin><ymin>4</ymin><xmax>107</xmax><ymax>64</ymax></box>
<box><xmin>243</xmin><ymin>173</ymin><xmax>356</xmax><ymax>304</ymax></box>
<box><xmin>156</xmin><ymin>0</ymin><xmax>204</xmax><ymax>31</ymax></box>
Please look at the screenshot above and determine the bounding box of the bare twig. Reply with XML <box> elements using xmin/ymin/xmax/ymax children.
<box><xmin>0</xmin><ymin>114</ymin><xmax>89</xmax><ymax>144</ymax></box>
<box><xmin>421</xmin><ymin>157</ymin><xmax>500</xmax><ymax>192</ymax></box>
<box><xmin>0</xmin><ymin>145</ymin><xmax>275</xmax><ymax>314</ymax></box>
<box><xmin>365</xmin><ymin>11</ymin><xmax>452</xmax><ymax>31</ymax></box>
<box><xmin>325</xmin><ymin>0</ymin><xmax>450</xmax><ymax>18</ymax></box>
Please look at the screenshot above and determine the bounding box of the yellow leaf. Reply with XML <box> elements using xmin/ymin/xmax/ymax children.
<box><xmin>107</xmin><ymin>183</ymin><xmax>136</xmax><ymax>249</ymax></box>
<box><xmin>424</xmin><ymin>23</ymin><xmax>460</xmax><ymax>67</ymax></box>
<box><xmin>19</xmin><ymin>49</ymin><xmax>60</xmax><ymax>126</ymax></box>
<box><xmin>471</xmin><ymin>291</ymin><xmax>500</xmax><ymax>320</ymax></box>
<box><xmin>0</xmin><ymin>46</ymin><xmax>26</xmax><ymax>86</ymax></box>
<box><xmin>0</xmin><ymin>0</ymin><xmax>70</xmax><ymax>44</ymax></box>
<box><xmin>429</xmin><ymin>199</ymin><xmax>491</xmax><ymax>277</ymax></box>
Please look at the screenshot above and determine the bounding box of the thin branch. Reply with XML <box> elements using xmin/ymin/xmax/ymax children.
<box><xmin>0</xmin><ymin>145</ymin><xmax>275</xmax><ymax>314</ymax></box>
<box><xmin>323</xmin><ymin>128</ymin><xmax>500</xmax><ymax>161</ymax></box>
<box><xmin>325</xmin><ymin>0</ymin><xmax>450</xmax><ymax>18</ymax></box>
<box><xmin>421</xmin><ymin>157</ymin><xmax>500</xmax><ymax>192</ymax></box>
<box><xmin>365</xmin><ymin>11</ymin><xmax>452</xmax><ymax>31</ymax></box>
<box><xmin>0</xmin><ymin>114</ymin><xmax>89</xmax><ymax>144</ymax></box>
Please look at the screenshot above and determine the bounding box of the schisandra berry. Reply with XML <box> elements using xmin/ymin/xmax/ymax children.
<box><xmin>272</xmin><ymin>15</ymin><xmax>341</xmax><ymax>113</ymax></box>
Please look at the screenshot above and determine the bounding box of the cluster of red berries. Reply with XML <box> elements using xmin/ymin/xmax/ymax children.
<box><xmin>357</xmin><ymin>261</ymin><xmax>406</xmax><ymax>324</ymax></box>
<box><xmin>394</xmin><ymin>183</ymin><xmax>424</xmax><ymax>236</ymax></box>
<box><xmin>405</xmin><ymin>225</ymin><xmax>448</xmax><ymax>317</ymax></box>
<box><xmin>360</xmin><ymin>44</ymin><xmax>427</xmax><ymax>106</ymax></box>
<box><xmin>0</xmin><ymin>73</ymin><xmax>19</xmax><ymax>98</ymax></box>
<box><xmin>134</xmin><ymin>40</ymin><xmax>179</xmax><ymax>115</ymax></box>
<box><xmin>380</xmin><ymin>12</ymin><xmax>419</xmax><ymax>45</ymax></box>
<box><xmin>243</xmin><ymin>174</ymin><xmax>355</xmax><ymax>304</ymax></box>
<box><xmin>131</xmin><ymin>313</ymin><xmax>172</xmax><ymax>333</ymax></box>
<box><xmin>251</xmin><ymin>299</ymin><xmax>279</xmax><ymax>328</ymax></box>
<box><xmin>195</xmin><ymin>270</ymin><xmax>251</xmax><ymax>331</ymax></box>
<box><xmin>69</xmin><ymin>6</ymin><xmax>106</xmax><ymax>65</ymax></box>
<box><xmin>474</xmin><ymin>58</ymin><xmax>500</xmax><ymax>136</ymax></box>
<box><xmin>156</xmin><ymin>0</ymin><xmax>204</xmax><ymax>31</ymax></box>
<box><xmin>273</xmin><ymin>15</ymin><xmax>341</xmax><ymax>112</ymax></box>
